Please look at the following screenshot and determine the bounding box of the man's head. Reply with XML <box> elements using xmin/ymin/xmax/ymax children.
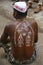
<box><xmin>13</xmin><ymin>2</ymin><xmax>28</xmax><ymax>19</ymax></box>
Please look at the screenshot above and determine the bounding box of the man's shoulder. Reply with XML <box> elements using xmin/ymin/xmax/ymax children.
<box><xmin>5</xmin><ymin>22</ymin><xmax>16</xmax><ymax>27</ymax></box>
<box><xmin>5</xmin><ymin>21</ymin><xmax>19</xmax><ymax>30</ymax></box>
<box><xmin>26</xmin><ymin>18</ymin><xmax>38</xmax><ymax>25</ymax></box>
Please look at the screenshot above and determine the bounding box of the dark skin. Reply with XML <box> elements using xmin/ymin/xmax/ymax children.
<box><xmin>0</xmin><ymin>9</ymin><xmax>38</xmax><ymax>61</ymax></box>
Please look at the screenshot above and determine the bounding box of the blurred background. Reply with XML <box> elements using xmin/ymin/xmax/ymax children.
<box><xmin>0</xmin><ymin>0</ymin><xmax>43</xmax><ymax>65</ymax></box>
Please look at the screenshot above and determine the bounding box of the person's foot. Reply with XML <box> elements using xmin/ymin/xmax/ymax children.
<box><xmin>27</xmin><ymin>1</ymin><xmax>33</xmax><ymax>9</ymax></box>
<box><xmin>34</xmin><ymin>4</ymin><xmax>42</xmax><ymax>13</ymax></box>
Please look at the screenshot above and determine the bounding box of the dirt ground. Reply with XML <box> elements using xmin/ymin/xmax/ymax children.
<box><xmin>0</xmin><ymin>0</ymin><xmax>43</xmax><ymax>65</ymax></box>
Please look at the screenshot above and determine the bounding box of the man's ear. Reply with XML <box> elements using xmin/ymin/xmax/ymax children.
<box><xmin>15</xmin><ymin>11</ymin><xmax>17</xmax><ymax>16</ymax></box>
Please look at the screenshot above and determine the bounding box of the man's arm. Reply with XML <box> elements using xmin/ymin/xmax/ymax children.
<box><xmin>0</xmin><ymin>25</ymin><xmax>9</xmax><ymax>44</ymax></box>
<box><xmin>33</xmin><ymin>22</ymin><xmax>38</xmax><ymax>43</ymax></box>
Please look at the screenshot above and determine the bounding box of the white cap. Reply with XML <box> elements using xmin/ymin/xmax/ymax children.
<box><xmin>13</xmin><ymin>2</ymin><xmax>27</xmax><ymax>13</ymax></box>
<box><xmin>38</xmin><ymin>3</ymin><xmax>42</xmax><ymax>5</ymax></box>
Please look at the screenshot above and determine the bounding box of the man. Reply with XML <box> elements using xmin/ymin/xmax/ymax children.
<box><xmin>0</xmin><ymin>1</ymin><xmax>38</xmax><ymax>64</ymax></box>
<box><xmin>28</xmin><ymin>0</ymin><xmax>42</xmax><ymax>13</ymax></box>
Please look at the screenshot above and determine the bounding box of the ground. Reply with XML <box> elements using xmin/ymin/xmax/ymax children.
<box><xmin>0</xmin><ymin>0</ymin><xmax>43</xmax><ymax>65</ymax></box>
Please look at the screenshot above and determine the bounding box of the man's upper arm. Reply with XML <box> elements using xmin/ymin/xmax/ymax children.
<box><xmin>33</xmin><ymin>22</ymin><xmax>38</xmax><ymax>43</ymax></box>
<box><xmin>1</xmin><ymin>25</ymin><xmax>8</xmax><ymax>43</ymax></box>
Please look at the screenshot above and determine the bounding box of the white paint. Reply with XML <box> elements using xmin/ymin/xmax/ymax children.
<box><xmin>18</xmin><ymin>34</ymin><xmax>24</xmax><ymax>47</ymax></box>
<box><xmin>14</xmin><ymin>21</ymin><xmax>34</xmax><ymax>47</ymax></box>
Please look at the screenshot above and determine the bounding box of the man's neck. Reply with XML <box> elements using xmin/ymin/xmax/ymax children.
<box><xmin>16</xmin><ymin>17</ymin><xmax>26</xmax><ymax>22</ymax></box>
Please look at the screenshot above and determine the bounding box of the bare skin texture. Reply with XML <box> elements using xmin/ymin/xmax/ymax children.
<box><xmin>0</xmin><ymin>19</ymin><xmax>38</xmax><ymax>62</ymax></box>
